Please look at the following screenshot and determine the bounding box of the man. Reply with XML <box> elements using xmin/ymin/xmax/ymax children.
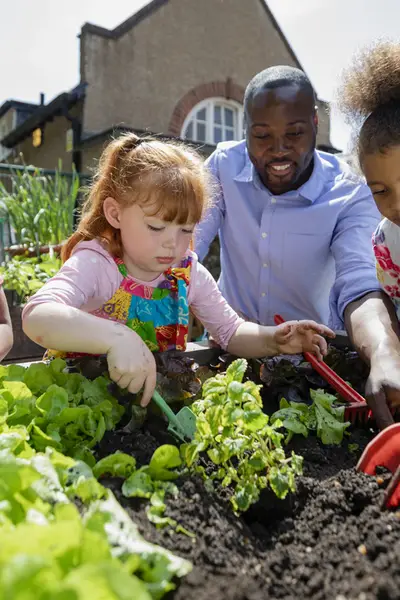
<box><xmin>195</xmin><ymin>66</ymin><xmax>400</xmax><ymax>429</ymax></box>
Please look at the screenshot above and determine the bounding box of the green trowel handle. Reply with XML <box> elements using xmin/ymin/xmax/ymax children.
<box><xmin>152</xmin><ymin>390</ymin><xmax>184</xmax><ymax>430</ymax></box>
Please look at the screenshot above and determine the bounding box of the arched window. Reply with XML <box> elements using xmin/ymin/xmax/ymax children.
<box><xmin>181</xmin><ymin>98</ymin><xmax>244</xmax><ymax>145</ymax></box>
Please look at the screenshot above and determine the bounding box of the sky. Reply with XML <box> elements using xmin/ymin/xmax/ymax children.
<box><xmin>1</xmin><ymin>0</ymin><xmax>400</xmax><ymax>151</ymax></box>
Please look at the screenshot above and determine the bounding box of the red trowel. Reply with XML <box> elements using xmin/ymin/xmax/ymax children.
<box><xmin>357</xmin><ymin>423</ymin><xmax>400</xmax><ymax>509</ymax></box>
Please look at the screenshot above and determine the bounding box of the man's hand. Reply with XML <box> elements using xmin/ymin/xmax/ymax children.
<box><xmin>274</xmin><ymin>320</ymin><xmax>335</xmax><ymax>360</ymax></box>
<box><xmin>364</xmin><ymin>348</ymin><xmax>400</xmax><ymax>429</ymax></box>
<box><xmin>345</xmin><ymin>291</ymin><xmax>400</xmax><ymax>430</ymax></box>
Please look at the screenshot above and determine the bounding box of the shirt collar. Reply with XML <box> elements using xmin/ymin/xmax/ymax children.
<box><xmin>234</xmin><ymin>149</ymin><xmax>325</xmax><ymax>204</ymax></box>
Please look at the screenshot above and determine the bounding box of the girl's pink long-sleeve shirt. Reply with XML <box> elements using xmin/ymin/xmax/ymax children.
<box><xmin>22</xmin><ymin>240</ymin><xmax>243</xmax><ymax>350</ymax></box>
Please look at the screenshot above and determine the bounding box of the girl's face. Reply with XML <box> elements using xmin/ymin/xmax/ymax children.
<box><xmin>104</xmin><ymin>199</ymin><xmax>195</xmax><ymax>281</ymax></box>
<box><xmin>362</xmin><ymin>146</ymin><xmax>400</xmax><ymax>225</ymax></box>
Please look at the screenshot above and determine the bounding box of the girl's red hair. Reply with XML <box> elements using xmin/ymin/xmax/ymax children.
<box><xmin>62</xmin><ymin>133</ymin><xmax>212</xmax><ymax>262</ymax></box>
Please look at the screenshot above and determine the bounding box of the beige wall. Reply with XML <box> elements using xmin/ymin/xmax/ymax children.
<box><xmin>81</xmin><ymin>143</ymin><xmax>103</xmax><ymax>175</ymax></box>
<box><xmin>0</xmin><ymin>110</ymin><xmax>16</xmax><ymax>161</ymax></box>
<box><xmin>12</xmin><ymin>116</ymin><xmax>73</xmax><ymax>170</ymax></box>
<box><xmin>81</xmin><ymin>0</ymin><xmax>331</xmax><ymax>147</ymax></box>
<box><xmin>315</xmin><ymin>100</ymin><xmax>330</xmax><ymax>147</ymax></box>
<box><xmin>8</xmin><ymin>103</ymin><xmax>83</xmax><ymax>171</ymax></box>
<box><xmin>0</xmin><ymin>110</ymin><xmax>16</xmax><ymax>137</ymax></box>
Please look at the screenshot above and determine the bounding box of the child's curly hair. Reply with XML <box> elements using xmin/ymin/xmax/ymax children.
<box><xmin>337</xmin><ymin>41</ymin><xmax>400</xmax><ymax>158</ymax></box>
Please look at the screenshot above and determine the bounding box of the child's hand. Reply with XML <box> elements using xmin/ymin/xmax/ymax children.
<box><xmin>274</xmin><ymin>320</ymin><xmax>335</xmax><ymax>360</ymax></box>
<box><xmin>107</xmin><ymin>330</ymin><xmax>157</xmax><ymax>407</ymax></box>
<box><xmin>0</xmin><ymin>288</ymin><xmax>13</xmax><ymax>362</ymax></box>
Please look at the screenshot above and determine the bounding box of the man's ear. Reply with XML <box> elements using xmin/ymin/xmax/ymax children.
<box><xmin>103</xmin><ymin>197</ymin><xmax>121</xmax><ymax>229</ymax></box>
<box><xmin>313</xmin><ymin>107</ymin><xmax>319</xmax><ymax>128</ymax></box>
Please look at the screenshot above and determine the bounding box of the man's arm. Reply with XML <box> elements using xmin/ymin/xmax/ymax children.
<box><xmin>331</xmin><ymin>184</ymin><xmax>398</xmax><ymax>428</ymax></box>
<box><xmin>344</xmin><ymin>291</ymin><xmax>399</xmax><ymax>428</ymax></box>
<box><xmin>195</xmin><ymin>150</ymin><xmax>225</xmax><ymax>261</ymax></box>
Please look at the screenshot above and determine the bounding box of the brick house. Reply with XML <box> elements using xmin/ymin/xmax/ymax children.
<box><xmin>0</xmin><ymin>0</ymin><xmax>336</xmax><ymax>175</ymax></box>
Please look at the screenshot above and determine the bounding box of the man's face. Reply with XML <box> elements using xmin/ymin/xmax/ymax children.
<box><xmin>245</xmin><ymin>85</ymin><xmax>317</xmax><ymax>195</ymax></box>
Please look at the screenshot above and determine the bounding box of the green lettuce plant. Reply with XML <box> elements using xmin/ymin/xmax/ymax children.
<box><xmin>271</xmin><ymin>388</ymin><xmax>351</xmax><ymax>445</ymax></box>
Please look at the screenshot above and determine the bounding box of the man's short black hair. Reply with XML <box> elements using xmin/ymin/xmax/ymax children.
<box><xmin>244</xmin><ymin>66</ymin><xmax>316</xmax><ymax>112</ymax></box>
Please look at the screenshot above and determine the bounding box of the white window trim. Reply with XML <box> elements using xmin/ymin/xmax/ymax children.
<box><xmin>181</xmin><ymin>97</ymin><xmax>244</xmax><ymax>145</ymax></box>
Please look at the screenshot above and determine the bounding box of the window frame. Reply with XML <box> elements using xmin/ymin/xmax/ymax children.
<box><xmin>181</xmin><ymin>98</ymin><xmax>244</xmax><ymax>145</ymax></box>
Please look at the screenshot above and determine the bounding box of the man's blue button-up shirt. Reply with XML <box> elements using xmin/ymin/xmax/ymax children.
<box><xmin>195</xmin><ymin>140</ymin><xmax>381</xmax><ymax>329</ymax></box>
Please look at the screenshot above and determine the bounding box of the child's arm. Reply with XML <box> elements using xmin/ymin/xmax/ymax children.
<box><xmin>0</xmin><ymin>287</ymin><xmax>13</xmax><ymax>361</ymax></box>
<box><xmin>23</xmin><ymin>303</ymin><xmax>157</xmax><ymax>406</ymax></box>
<box><xmin>227</xmin><ymin>319</ymin><xmax>334</xmax><ymax>359</ymax></box>
<box><xmin>189</xmin><ymin>260</ymin><xmax>334</xmax><ymax>358</ymax></box>
<box><xmin>22</xmin><ymin>246</ymin><xmax>157</xmax><ymax>405</ymax></box>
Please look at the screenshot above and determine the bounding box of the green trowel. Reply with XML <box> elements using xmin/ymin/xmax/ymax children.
<box><xmin>152</xmin><ymin>390</ymin><xmax>197</xmax><ymax>442</ymax></box>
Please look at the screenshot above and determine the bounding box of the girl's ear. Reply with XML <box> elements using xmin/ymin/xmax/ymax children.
<box><xmin>103</xmin><ymin>197</ymin><xmax>122</xmax><ymax>229</ymax></box>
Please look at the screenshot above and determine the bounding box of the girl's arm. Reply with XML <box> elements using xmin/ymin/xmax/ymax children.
<box><xmin>22</xmin><ymin>247</ymin><xmax>157</xmax><ymax>405</ymax></box>
<box><xmin>23</xmin><ymin>303</ymin><xmax>157</xmax><ymax>406</ymax></box>
<box><xmin>227</xmin><ymin>319</ymin><xmax>334</xmax><ymax>360</ymax></box>
<box><xmin>0</xmin><ymin>288</ymin><xmax>13</xmax><ymax>361</ymax></box>
<box><xmin>189</xmin><ymin>260</ymin><xmax>334</xmax><ymax>358</ymax></box>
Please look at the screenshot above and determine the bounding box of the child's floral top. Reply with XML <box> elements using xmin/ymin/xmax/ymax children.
<box><xmin>372</xmin><ymin>218</ymin><xmax>400</xmax><ymax>319</ymax></box>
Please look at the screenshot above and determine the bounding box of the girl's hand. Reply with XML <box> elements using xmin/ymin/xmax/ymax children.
<box><xmin>107</xmin><ymin>330</ymin><xmax>157</xmax><ymax>406</ymax></box>
<box><xmin>274</xmin><ymin>320</ymin><xmax>335</xmax><ymax>360</ymax></box>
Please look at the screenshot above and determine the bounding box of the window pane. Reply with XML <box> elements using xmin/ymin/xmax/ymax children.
<box><xmin>197</xmin><ymin>108</ymin><xmax>206</xmax><ymax>122</ymax></box>
<box><xmin>224</xmin><ymin>107</ymin><xmax>234</xmax><ymax>127</ymax></box>
<box><xmin>214</xmin><ymin>106</ymin><xmax>221</xmax><ymax>124</ymax></box>
<box><xmin>184</xmin><ymin>122</ymin><xmax>193</xmax><ymax>140</ymax></box>
<box><xmin>214</xmin><ymin>126</ymin><xmax>222</xmax><ymax>144</ymax></box>
<box><xmin>224</xmin><ymin>128</ymin><xmax>234</xmax><ymax>141</ymax></box>
<box><xmin>197</xmin><ymin>122</ymin><xmax>206</xmax><ymax>142</ymax></box>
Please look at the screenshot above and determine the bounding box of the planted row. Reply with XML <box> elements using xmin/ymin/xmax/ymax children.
<box><xmin>0</xmin><ymin>360</ymin><xmax>191</xmax><ymax>599</ymax></box>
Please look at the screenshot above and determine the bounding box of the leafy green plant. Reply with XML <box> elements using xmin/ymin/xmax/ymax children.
<box><xmin>103</xmin><ymin>446</ymin><xmax>192</xmax><ymax>536</ymax></box>
<box><xmin>271</xmin><ymin>388</ymin><xmax>351</xmax><ymax>445</ymax></box>
<box><xmin>93</xmin><ymin>451</ymin><xmax>137</xmax><ymax>480</ymax></box>
<box><xmin>180</xmin><ymin>359</ymin><xmax>303</xmax><ymax>513</ymax></box>
<box><xmin>0</xmin><ymin>356</ymin><xmax>192</xmax><ymax>600</ymax></box>
<box><xmin>0</xmin><ymin>359</ymin><xmax>124</xmax><ymax>464</ymax></box>
<box><xmin>0</xmin><ymin>162</ymin><xmax>80</xmax><ymax>248</ymax></box>
<box><xmin>0</xmin><ymin>442</ymin><xmax>191</xmax><ymax>599</ymax></box>
<box><xmin>0</xmin><ymin>254</ymin><xmax>61</xmax><ymax>302</ymax></box>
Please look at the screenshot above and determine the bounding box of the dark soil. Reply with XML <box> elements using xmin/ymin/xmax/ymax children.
<box><xmin>96</xmin><ymin>423</ymin><xmax>400</xmax><ymax>600</ymax></box>
<box><xmin>95</xmin><ymin>345</ymin><xmax>399</xmax><ymax>599</ymax></box>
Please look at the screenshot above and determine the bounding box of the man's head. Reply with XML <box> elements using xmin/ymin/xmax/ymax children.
<box><xmin>244</xmin><ymin>66</ymin><xmax>318</xmax><ymax>195</ymax></box>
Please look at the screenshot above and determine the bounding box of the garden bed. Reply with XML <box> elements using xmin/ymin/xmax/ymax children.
<box><xmin>92</xmin><ymin>343</ymin><xmax>399</xmax><ymax>600</ymax></box>
<box><xmin>6</xmin><ymin>304</ymin><xmax>44</xmax><ymax>362</ymax></box>
<box><xmin>1</xmin><ymin>342</ymin><xmax>399</xmax><ymax>599</ymax></box>
<box><xmin>96</xmin><ymin>423</ymin><xmax>399</xmax><ymax>600</ymax></box>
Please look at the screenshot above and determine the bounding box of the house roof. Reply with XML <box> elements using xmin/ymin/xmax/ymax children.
<box><xmin>1</xmin><ymin>84</ymin><xmax>86</xmax><ymax>148</ymax></box>
<box><xmin>0</xmin><ymin>99</ymin><xmax>38</xmax><ymax>120</ymax></box>
<box><xmin>81</xmin><ymin>0</ymin><xmax>169</xmax><ymax>39</ymax></box>
<box><xmin>81</xmin><ymin>0</ymin><xmax>304</xmax><ymax>71</ymax></box>
<box><xmin>79</xmin><ymin>125</ymin><xmax>216</xmax><ymax>155</ymax></box>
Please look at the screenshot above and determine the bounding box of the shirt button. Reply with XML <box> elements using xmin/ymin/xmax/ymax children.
<box><xmin>263</xmin><ymin>263</ymin><xmax>268</xmax><ymax>268</ymax></box>
<box><xmin>271</xmin><ymin>198</ymin><xmax>277</xmax><ymax>204</ymax></box>
<box><xmin>261</xmin><ymin>232</ymin><xmax>267</xmax><ymax>238</ymax></box>
<box><xmin>261</xmin><ymin>292</ymin><xmax>266</xmax><ymax>297</ymax></box>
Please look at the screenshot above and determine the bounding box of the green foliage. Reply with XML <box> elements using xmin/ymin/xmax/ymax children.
<box><xmin>0</xmin><ymin>254</ymin><xmax>61</xmax><ymax>302</ymax></box>
<box><xmin>0</xmin><ymin>358</ymin><xmax>124</xmax><ymax>465</ymax></box>
<box><xmin>121</xmin><ymin>445</ymin><xmax>193</xmax><ymax>536</ymax></box>
<box><xmin>0</xmin><ymin>163</ymin><xmax>80</xmax><ymax>247</ymax></box>
<box><xmin>0</xmin><ymin>445</ymin><xmax>191</xmax><ymax>599</ymax></box>
<box><xmin>0</xmin><ymin>358</ymin><xmax>192</xmax><ymax>599</ymax></box>
<box><xmin>271</xmin><ymin>388</ymin><xmax>351</xmax><ymax>445</ymax></box>
<box><xmin>93</xmin><ymin>452</ymin><xmax>137</xmax><ymax>480</ymax></box>
<box><xmin>180</xmin><ymin>359</ymin><xmax>303</xmax><ymax>513</ymax></box>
